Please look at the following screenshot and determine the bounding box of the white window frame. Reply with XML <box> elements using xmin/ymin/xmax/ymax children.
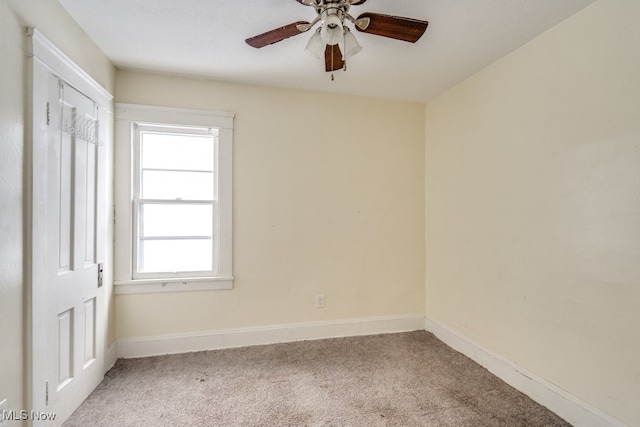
<box><xmin>114</xmin><ymin>103</ymin><xmax>234</xmax><ymax>294</ymax></box>
<box><xmin>133</xmin><ymin>123</ymin><xmax>218</xmax><ymax>279</ymax></box>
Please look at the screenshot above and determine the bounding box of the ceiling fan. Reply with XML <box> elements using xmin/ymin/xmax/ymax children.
<box><xmin>245</xmin><ymin>0</ymin><xmax>428</xmax><ymax>78</ymax></box>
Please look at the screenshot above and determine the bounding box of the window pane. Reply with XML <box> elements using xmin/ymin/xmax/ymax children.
<box><xmin>140</xmin><ymin>204</ymin><xmax>212</xmax><ymax>238</ymax></box>
<box><xmin>142</xmin><ymin>170</ymin><xmax>214</xmax><ymax>200</ymax></box>
<box><xmin>141</xmin><ymin>132</ymin><xmax>214</xmax><ymax>171</ymax></box>
<box><xmin>139</xmin><ymin>239</ymin><xmax>213</xmax><ymax>273</ymax></box>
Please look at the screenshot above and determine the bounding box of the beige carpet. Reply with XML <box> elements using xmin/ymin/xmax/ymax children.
<box><xmin>64</xmin><ymin>331</ymin><xmax>570</xmax><ymax>426</ymax></box>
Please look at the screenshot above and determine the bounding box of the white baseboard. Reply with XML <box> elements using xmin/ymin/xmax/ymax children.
<box><xmin>117</xmin><ymin>314</ymin><xmax>424</xmax><ymax>359</ymax></box>
<box><xmin>424</xmin><ymin>317</ymin><xmax>627</xmax><ymax>427</ymax></box>
<box><xmin>104</xmin><ymin>341</ymin><xmax>118</xmax><ymax>373</ymax></box>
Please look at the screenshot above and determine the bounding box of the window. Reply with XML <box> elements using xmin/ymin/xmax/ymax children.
<box><xmin>135</xmin><ymin>124</ymin><xmax>216</xmax><ymax>276</ymax></box>
<box><xmin>114</xmin><ymin>104</ymin><xmax>233</xmax><ymax>294</ymax></box>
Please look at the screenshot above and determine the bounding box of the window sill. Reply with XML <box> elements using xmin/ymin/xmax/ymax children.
<box><xmin>114</xmin><ymin>277</ymin><xmax>234</xmax><ymax>295</ymax></box>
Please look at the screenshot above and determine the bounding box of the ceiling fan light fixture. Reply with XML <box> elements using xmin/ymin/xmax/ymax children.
<box><xmin>321</xmin><ymin>14</ymin><xmax>344</xmax><ymax>45</ymax></box>
<box><xmin>343</xmin><ymin>27</ymin><xmax>362</xmax><ymax>60</ymax></box>
<box><xmin>305</xmin><ymin>28</ymin><xmax>325</xmax><ymax>59</ymax></box>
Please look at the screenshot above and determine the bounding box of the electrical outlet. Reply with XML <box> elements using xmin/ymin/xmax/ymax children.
<box><xmin>0</xmin><ymin>399</ymin><xmax>7</xmax><ymax>427</ymax></box>
<box><xmin>315</xmin><ymin>294</ymin><xmax>325</xmax><ymax>308</ymax></box>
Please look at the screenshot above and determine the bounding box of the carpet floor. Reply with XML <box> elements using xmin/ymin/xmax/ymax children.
<box><xmin>64</xmin><ymin>331</ymin><xmax>571</xmax><ymax>426</ymax></box>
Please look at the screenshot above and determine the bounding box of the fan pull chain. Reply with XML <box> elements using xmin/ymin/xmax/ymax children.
<box><xmin>331</xmin><ymin>45</ymin><xmax>335</xmax><ymax>81</ymax></box>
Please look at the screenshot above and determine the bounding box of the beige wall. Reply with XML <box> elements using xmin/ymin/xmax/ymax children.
<box><xmin>115</xmin><ymin>71</ymin><xmax>426</xmax><ymax>337</ymax></box>
<box><xmin>0</xmin><ymin>0</ymin><xmax>115</xmax><ymax>419</ymax></box>
<box><xmin>424</xmin><ymin>0</ymin><xmax>640</xmax><ymax>425</ymax></box>
<box><xmin>0</xmin><ymin>1</ymin><xmax>26</xmax><ymax>418</ymax></box>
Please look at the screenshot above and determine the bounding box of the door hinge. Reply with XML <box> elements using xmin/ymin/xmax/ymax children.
<box><xmin>45</xmin><ymin>380</ymin><xmax>49</xmax><ymax>406</ymax></box>
<box><xmin>98</xmin><ymin>263</ymin><xmax>104</xmax><ymax>288</ymax></box>
<box><xmin>46</xmin><ymin>102</ymin><xmax>50</xmax><ymax>126</ymax></box>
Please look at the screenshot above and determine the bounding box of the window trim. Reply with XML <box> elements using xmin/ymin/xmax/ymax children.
<box><xmin>114</xmin><ymin>103</ymin><xmax>234</xmax><ymax>294</ymax></box>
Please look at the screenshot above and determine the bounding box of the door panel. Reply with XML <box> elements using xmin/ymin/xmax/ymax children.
<box><xmin>85</xmin><ymin>143</ymin><xmax>97</xmax><ymax>265</ymax></box>
<box><xmin>58</xmin><ymin>119</ymin><xmax>73</xmax><ymax>272</ymax></box>
<box><xmin>83</xmin><ymin>298</ymin><xmax>96</xmax><ymax>366</ymax></box>
<box><xmin>57</xmin><ymin>309</ymin><xmax>73</xmax><ymax>388</ymax></box>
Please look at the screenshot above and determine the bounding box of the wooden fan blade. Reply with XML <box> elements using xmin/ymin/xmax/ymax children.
<box><xmin>351</xmin><ymin>0</ymin><xmax>368</xmax><ymax>5</ymax></box>
<box><xmin>246</xmin><ymin>21</ymin><xmax>310</xmax><ymax>48</ymax></box>
<box><xmin>296</xmin><ymin>0</ymin><xmax>316</xmax><ymax>5</ymax></box>
<box><xmin>325</xmin><ymin>44</ymin><xmax>344</xmax><ymax>72</ymax></box>
<box><xmin>356</xmin><ymin>13</ymin><xmax>428</xmax><ymax>43</ymax></box>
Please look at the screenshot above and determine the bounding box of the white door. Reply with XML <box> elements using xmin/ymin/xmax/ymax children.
<box><xmin>30</xmin><ymin>69</ymin><xmax>108</xmax><ymax>426</ymax></box>
<box><xmin>29</xmin><ymin>28</ymin><xmax>112</xmax><ymax>426</ymax></box>
<box><xmin>47</xmin><ymin>75</ymin><xmax>104</xmax><ymax>422</ymax></box>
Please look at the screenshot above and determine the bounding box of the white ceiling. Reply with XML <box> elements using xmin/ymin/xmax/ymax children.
<box><xmin>58</xmin><ymin>0</ymin><xmax>596</xmax><ymax>103</ymax></box>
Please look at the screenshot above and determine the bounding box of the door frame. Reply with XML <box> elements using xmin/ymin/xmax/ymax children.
<box><xmin>26</xmin><ymin>27</ymin><xmax>113</xmax><ymax>424</ymax></box>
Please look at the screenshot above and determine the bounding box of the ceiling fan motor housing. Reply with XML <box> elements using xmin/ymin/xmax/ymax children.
<box><xmin>320</xmin><ymin>3</ymin><xmax>347</xmax><ymax>45</ymax></box>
